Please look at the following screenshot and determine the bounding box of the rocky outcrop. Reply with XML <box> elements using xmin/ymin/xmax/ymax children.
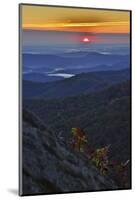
<box><xmin>21</xmin><ymin>109</ymin><xmax>117</xmax><ymax>195</ymax></box>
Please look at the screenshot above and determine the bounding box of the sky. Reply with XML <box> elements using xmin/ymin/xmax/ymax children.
<box><xmin>22</xmin><ymin>5</ymin><xmax>130</xmax><ymax>34</ymax></box>
<box><xmin>21</xmin><ymin>5</ymin><xmax>130</xmax><ymax>55</ymax></box>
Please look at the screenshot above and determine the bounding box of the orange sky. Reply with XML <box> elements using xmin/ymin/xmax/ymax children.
<box><xmin>21</xmin><ymin>5</ymin><xmax>130</xmax><ymax>34</ymax></box>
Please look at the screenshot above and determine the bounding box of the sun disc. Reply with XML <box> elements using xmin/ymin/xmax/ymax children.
<box><xmin>83</xmin><ymin>37</ymin><xmax>89</xmax><ymax>42</ymax></box>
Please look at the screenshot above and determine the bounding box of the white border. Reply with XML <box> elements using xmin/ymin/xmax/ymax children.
<box><xmin>0</xmin><ymin>0</ymin><xmax>134</xmax><ymax>199</ymax></box>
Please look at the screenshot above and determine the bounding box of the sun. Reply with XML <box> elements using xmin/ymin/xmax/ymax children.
<box><xmin>83</xmin><ymin>37</ymin><xmax>89</xmax><ymax>42</ymax></box>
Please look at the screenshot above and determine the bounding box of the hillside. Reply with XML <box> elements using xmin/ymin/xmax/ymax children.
<box><xmin>23</xmin><ymin>69</ymin><xmax>130</xmax><ymax>99</ymax></box>
<box><xmin>21</xmin><ymin>109</ymin><xmax>117</xmax><ymax>195</ymax></box>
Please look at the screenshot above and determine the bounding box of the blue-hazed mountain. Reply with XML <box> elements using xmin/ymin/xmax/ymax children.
<box><xmin>23</xmin><ymin>72</ymin><xmax>64</xmax><ymax>83</ymax></box>
<box><xmin>23</xmin><ymin>69</ymin><xmax>130</xmax><ymax>99</ymax></box>
<box><xmin>57</xmin><ymin>60</ymin><xmax>129</xmax><ymax>75</ymax></box>
<box><xmin>23</xmin><ymin>61</ymin><xmax>129</xmax><ymax>83</ymax></box>
<box><xmin>23</xmin><ymin>52</ymin><xmax>129</xmax><ymax>69</ymax></box>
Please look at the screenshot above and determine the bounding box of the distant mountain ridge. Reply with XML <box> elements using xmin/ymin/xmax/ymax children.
<box><xmin>23</xmin><ymin>69</ymin><xmax>130</xmax><ymax>99</ymax></box>
<box><xmin>23</xmin><ymin>52</ymin><xmax>129</xmax><ymax>69</ymax></box>
<box><xmin>23</xmin><ymin>72</ymin><xmax>64</xmax><ymax>83</ymax></box>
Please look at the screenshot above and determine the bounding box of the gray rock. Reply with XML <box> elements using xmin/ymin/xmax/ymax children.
<box><xmin>21</xmin><ymin>109</ymin><xmax>117</xmax><ymax>195</ymax></box>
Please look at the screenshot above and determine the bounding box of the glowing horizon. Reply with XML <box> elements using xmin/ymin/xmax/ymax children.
<box><xmin>22</xmin><ymin>5</ymin><xmax>130</xmax><ymax>34</ymax></box>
